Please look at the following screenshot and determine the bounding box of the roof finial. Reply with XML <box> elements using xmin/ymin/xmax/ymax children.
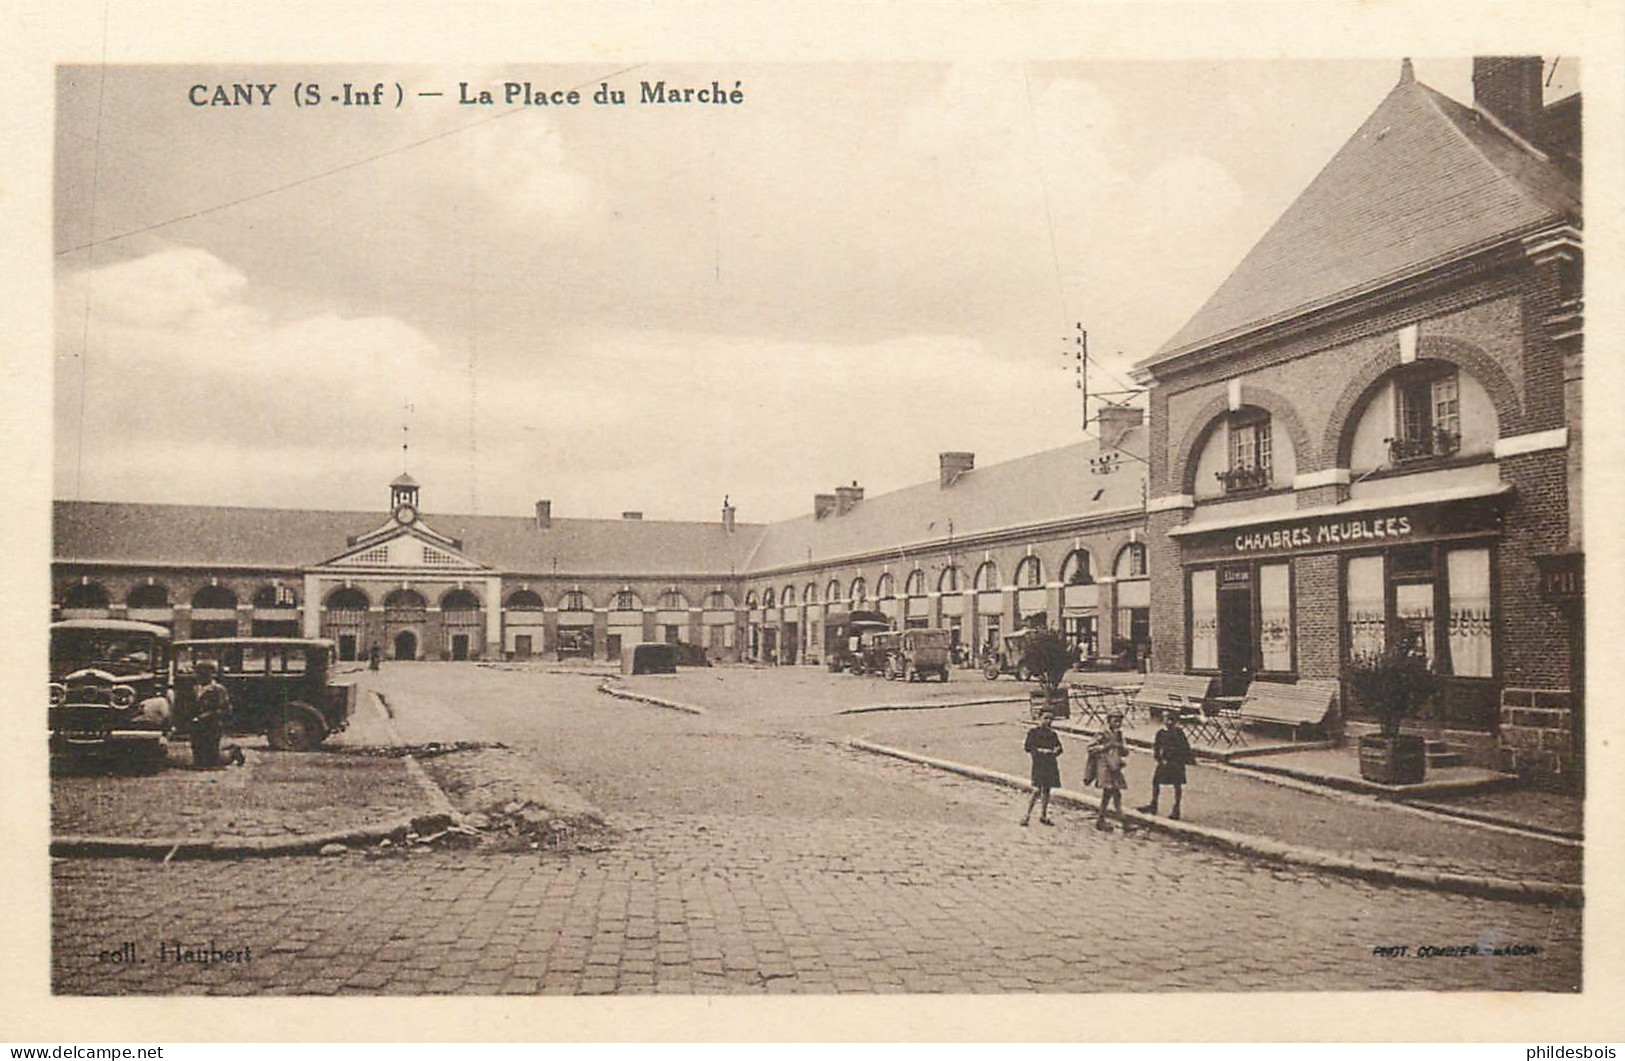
<box><xmin>1399</xmin><ymin>58</ymin><xmax>1415</xmax><ymax>85</ymax></box>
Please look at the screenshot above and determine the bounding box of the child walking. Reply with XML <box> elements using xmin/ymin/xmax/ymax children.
<box><xmin>1089</xmin><ymin>710</ymin><xmax>1129</xmax><ymax>831</ymax></box>
<box><xmin>1020</xmin><ymin>711</ymin><xmax>1063</xmax><ymax>827</ymax></box>
<box><xmin>1139</xmin><ymin>711</ymin><xmax>1194</xmax><ymax>819</ymax></box>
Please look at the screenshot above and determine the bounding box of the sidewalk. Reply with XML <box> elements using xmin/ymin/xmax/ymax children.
<box><xmin>840</xmin><ymin>700</ymin><xmax>1582</xmax><ymax>901</ymax></box>
<box><xmin>50</xmin><ymin>689</ymin><xmax>449</xmax><ymax>858</ymax></box>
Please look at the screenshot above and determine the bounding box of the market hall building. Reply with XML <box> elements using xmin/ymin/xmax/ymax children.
<box><xmin>51</xmin><ymin>414</ymin><xmax>1150</xmax><ymax>671</ymax></box>
<box><xmin>1133</xmin><ymin>58</ymin><xmax>1582</xmax><ymax>787</ymax></box>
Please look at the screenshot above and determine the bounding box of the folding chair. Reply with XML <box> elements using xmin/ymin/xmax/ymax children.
<box><xmin>1169</xmin><ymin>693</ymin><xmax>1216</xmax><ymax>744</ymax></box>
<box><xmin>1072</xmin><ymin>684</ymin><xmax>1108</xmax><ymax>728</ymax></box>
<box><xmin>1200</xmin><ymin>699</ymin><xmax>1247</xmax><ymax>747</ymax></box>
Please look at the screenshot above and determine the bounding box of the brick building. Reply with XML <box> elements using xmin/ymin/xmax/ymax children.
<box><xmin>1132</xmin><ymin>58</ymin><xmax>1582</xmax><ymax>787</ymax></box>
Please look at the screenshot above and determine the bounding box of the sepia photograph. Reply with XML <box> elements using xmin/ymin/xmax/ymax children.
<box><xmin>7</xmin><ymin>0</ymin><xmax>1621</xmax><ymax>1043</ymax></box>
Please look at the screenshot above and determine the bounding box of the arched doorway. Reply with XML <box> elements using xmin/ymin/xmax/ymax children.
<box><xmin>394</xmin><ymin>630</ymin><xmax>418</xmax><ymax>661</ymax></box>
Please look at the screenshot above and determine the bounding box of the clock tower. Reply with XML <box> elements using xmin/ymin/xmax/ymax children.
<box><xmin>390</xmin><ymin>473</ymin><xmax>420</xmax><ymax>525</ymax></box>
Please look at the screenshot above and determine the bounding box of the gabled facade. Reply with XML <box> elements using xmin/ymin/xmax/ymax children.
<box><xmin>1133</xmin><ymin>58</ymin><xmax>1582</xmax><ymax>787</ymax></box>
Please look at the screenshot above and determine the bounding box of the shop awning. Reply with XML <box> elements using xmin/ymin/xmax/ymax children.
<box><xmin>1167</xmin><ymin>481</ymin><xmax>1512</xmax><ymax>538</ymax></box>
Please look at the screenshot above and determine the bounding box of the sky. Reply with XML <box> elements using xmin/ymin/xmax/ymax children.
<box><xmin>52</xmin><ymin>58</ymin><xmax>1580</xmax><ymax>524</ymax></box>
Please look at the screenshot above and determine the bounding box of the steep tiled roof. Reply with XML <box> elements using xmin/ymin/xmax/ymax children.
<box><xmin>1142</xmin><ymin>71</ymin><xmax>1580</xmax><ymax>368</ymax></box>
<box><xmin>743</xmin><ymin>428</ymin><xmax>1146</xmax><ymax>572</ymax></box>
<box><xmin>53</xmin><ymin>500</ymin><xmax>766</xmax><ymax>577</ymax></box>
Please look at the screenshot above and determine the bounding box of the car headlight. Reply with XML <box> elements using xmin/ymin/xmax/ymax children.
<box><xmin>109</xmin><ymin>685</ymin><xmax>137</xmax><ymax>708</ymax></box>
<box><xmin>49</xmin><ymin>683</ymin><xmax>67</xmax><ymax>706</ymax></box>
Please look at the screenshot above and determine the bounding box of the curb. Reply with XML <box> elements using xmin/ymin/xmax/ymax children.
<box><xmin>1229</xmin><ymin>755</ymin><xmax>1522</xmax><ymax>800</ymax></box>
<box><xmin>847</xmin><ymin>739</ymin><xmax>1581</xmax><ymax>908</ymax></box>
<box><xmin>597</xmin><ymin>680</ymin><xmax>707</xmax><ymax>715</ymax></box>
<box><xmin>838</xmin><ymin>696</ymin><xmax>1026</xmax><ymax>716</ymax></box>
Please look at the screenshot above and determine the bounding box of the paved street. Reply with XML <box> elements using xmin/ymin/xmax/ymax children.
<box><xmin>52</xmin><ymin>663</ymin><xmax>1582</xmax><ymax>994</ymax></box>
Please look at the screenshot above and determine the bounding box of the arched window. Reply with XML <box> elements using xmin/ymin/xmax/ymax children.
<box><xmin>63</xmin><ymin>583</ymin><xmax>110</xmax><ymax>609</ymax></box>
<box><xmin>803</xmin><ymin>583</ymin><xmax>816</xmax><ymax>604</ymax></box>
<box><xmin>938</xmin><ymin>565</ymin><xmax>962</xmax><ymax>593</ymax></box>
<box><xmin>973</xmin><ymin>561</ymin><xmax>1000</xmax><ymax>591</ymax></box>
<box><xmin>875</xmin><ymin>573</ymin><xmax>895</xmax><ymax>599</ymax></box>
<box><xmin>704</xmin><ymin>589</ymin><xmax>733</xmax><ymax>609</ymax></box>
<box><xmin>613</xmin><ymin>589</ymin><xmax>640</xmax><ymax>611</ymax></box>
<box><xmin>1014</xmin><ymin>556</ymin><xmax>1043</xmax><ymax>587</ymax></box>
<box><xmin>658</xmin><ymin>589</ymin><xmax>688</xmax><ymax>610</ymax></box>
<box><xmin>561</xmin><ymin>589</ymin><xmax>590</xmax><ymax>612</ymax></box>
<box><xmin>761</xmin><ymin>588</ymin><xmax>776</xmax><ymax>609</ymax></box>
<box><xmin>192</xmin><ymin>584</ymin><xmax>237</xmax><ymax>609</ymax></box>
<box><xmin>849</xmin><ymin>576</ymin><xmax>867</xmax><ymax>602</ymax></box>
<box><xmin>506</xmin><ymin>589</ymin><xmax>545</xmax><ymax>610</ymax></box>
<box><xmin>1115</xmin><ymin>543</ymin><xmax>1148</xmax><ymax>580</ymax></box>
<box><xmin>826</xmin><ymin>579</ymin><xmax>842</xmax><ymax>602</ymax></box>
<box><xmin>746</xmin><ymin>590</ymin><xmax>759</xmax><ymax>609</ymax></box>
<box><xmin>325</xmin><ymin>586</ymin><xmax>369</xmax><ymax>611</ymax></box>
<box><xmin>783</xmin><ymin>584</ymin><xmax>797</xmax><ymax>607</ymax></box>
<box><xmin>384</xmin><ymin>588</ymin><xmax>428</xmax><ymax>610</ymax></box>
<box><xmin>127</xmin><ymin>583</ymin><xmax>170</xmax><ymax>608</ymax></box>
<box><xmin>253</xmin><ymin>584</ymin><xmax>299</xmax><ymax>609</ymax></box>
<box><xmin>1061</xmin><ymin>550</ymin><xmax>1093</xmax><ymax>586</ymax></box>
<box><xmin>905</xmin><ymin>569</ymin><xmax>926</xmax><ymax>596</ymax></box>
<box><xmin>442</xmin><ymin>588</ymin><xmax>480</xmax><ymax>611</ymax></box>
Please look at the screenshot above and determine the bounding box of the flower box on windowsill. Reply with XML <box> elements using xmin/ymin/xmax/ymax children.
<box><xmin>1387</xmin><ymin>430</ymin><xmax>1461</xmax><ymax>464</ymax></box>
<box><xmin>1216</xmin><ymin>466</ymin><xmax>1272</xmax><ymax>494</ymax></box>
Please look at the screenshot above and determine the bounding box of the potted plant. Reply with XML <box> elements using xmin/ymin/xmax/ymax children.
<box><xmin>1020</xmin><ymin>626</ymin><xmax>1075</xmax><ymax>720</ymax></box>
<box><xmin>1345</xmin><ymin>640</ymin><xmax>1441</xmax><ymax>784</ymax></box>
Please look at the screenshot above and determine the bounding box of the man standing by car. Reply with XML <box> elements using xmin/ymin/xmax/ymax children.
<box><xmin>190</xmin><ymin>659</ymin><xmax>231</xmax><ymax>768</ymax></box>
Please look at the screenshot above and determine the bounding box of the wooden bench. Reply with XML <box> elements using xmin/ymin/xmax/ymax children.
<box><xmin>1130</xmin><ymin>673</ymin><xmax>1217</xmax><ymax>725</ymax></box>
<box><xmin>1235</xmin><ymin>678</ymin><xmax>1340</xmax><ymax>740</ymax></box>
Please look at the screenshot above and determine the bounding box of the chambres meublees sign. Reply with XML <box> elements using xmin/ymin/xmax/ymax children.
<box><xmin>1176</xmin><ymin>493</ymin><xmax>1508</xmax><ymax>562</ymax></box>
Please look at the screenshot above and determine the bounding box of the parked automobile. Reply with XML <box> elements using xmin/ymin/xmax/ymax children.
<box><xmin>982</xmin><ymin>630</ymin><xmax>1040</xmax><ymax>681</ymax></box>
<box><xmin>49</xmin><ymin>619</ymin><xmax>174</xmax><ymax>771</ymax></box>
<box><xmin>825</xmin><ymin>611</ymin><xmax>892</xmax><ymax>674</ymax></box>
<box><xmin>886</xmin><ymin>628</ymin><xmax>952</xmax><ymax>682</ymax></box>
<box><xmin>172</xmin><ymin>638</ymin><xmax>354</xmax><ymax>751</ymax></box>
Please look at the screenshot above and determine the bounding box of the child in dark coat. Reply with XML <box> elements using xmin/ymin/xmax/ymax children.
<box><xmin>1020</xmin><ymin>712</ymin><xmax>1063</xmax><ymax>827</ymax></box>
<box><xmin>1139</xmin><ymin>712</ymin><xmax>1195</xmax><ymax>819</ymax></box>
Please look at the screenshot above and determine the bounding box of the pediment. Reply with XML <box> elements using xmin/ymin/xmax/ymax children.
<box><xmin>317</xmin><ymin>528</ymin><xmax>488</xmax><ymax>572</ymax></box>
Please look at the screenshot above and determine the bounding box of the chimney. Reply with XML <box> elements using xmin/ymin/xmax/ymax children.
<box><xmin>939</xmin><ymin>452</ymin><xmax>975</xmax><ymax>489</ymax></box>
<box><xmin>1096</xmin><ymin>403</ymin><xmax>1144</xmax><ymax>443</ymax></box>
<box><xmin>1473</xmin><ymin>56</ymin><xmax>1545</xmax><ymax>145</ymax></box>
<box><xmin>534</xmin><ymin>500</ymin><xmax>552</xmax><ymax>530</ymax></box>
<box><xmin>621</xmin><ymin>511</ymin><xmax>643</xmax><ymax>521</ymax></box>
<box><xmin>835</xmin><ymin>481</ymin><xmax>864</xmax><ymax>516</ymax></box>
<box><xmin>722</xmin><ymin>495</ymin><xmax>736</xmax><ymax>533</ymax></box>
<box><xmin>814</xmin><ymin>493</ymin><xmax>837</xmax><ymax>520</ymax></box>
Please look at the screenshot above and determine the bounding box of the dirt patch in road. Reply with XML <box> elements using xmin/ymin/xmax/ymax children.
<box><xmin>415</xmin><ymin>744</ymin><xmax>610</xmax><ymax>853</ymax></box>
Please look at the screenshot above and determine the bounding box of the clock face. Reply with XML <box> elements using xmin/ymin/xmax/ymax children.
<box><xmin>394</xmin><ymin>503</ymin><xmax>417</xmax><ymax>525</ymax></box>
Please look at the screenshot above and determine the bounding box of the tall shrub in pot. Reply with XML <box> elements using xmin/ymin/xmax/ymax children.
<box><xmin>1345</xmin><ymin>641</ymin><xmax>1440</xmax><ymax>784</ymax></box>
<box><xmin>1020</xmin><ymin>627</ymin><xmax>1075</xmax><ymax>720</ymax></box>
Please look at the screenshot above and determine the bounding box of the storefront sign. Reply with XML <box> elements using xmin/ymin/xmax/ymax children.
<box><xmin>1178</xmin><ymin>495</ymin><xmax>1504</xmax><ymax>563</ymax></box>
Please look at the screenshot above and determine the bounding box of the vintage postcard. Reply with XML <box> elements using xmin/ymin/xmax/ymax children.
<box><xmin>4</xmin><ymin>0</ymin><xmax>1622</xmax><ymax>1044</ymax></box>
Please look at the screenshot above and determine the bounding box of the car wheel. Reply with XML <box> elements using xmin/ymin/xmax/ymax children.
<box><xmin>1017</xmin><ymin>663</ymin><xmax>1033</xmax><ymax>682</ymax></box>
<box><xmin>982</xmin><ymin>660</ymin><xmax>1001</xmax><ymax>681</ymax></box>
<box><xmin>270</xmin><ymin>705</ymin><xmax>325</xmax><ymax>752</ymax></box>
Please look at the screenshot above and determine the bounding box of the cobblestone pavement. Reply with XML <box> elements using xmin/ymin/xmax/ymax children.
<box><xmin>52</xmin><ymin>663</ymin><xmax>1582</xmax><ymax>994</ymax></box>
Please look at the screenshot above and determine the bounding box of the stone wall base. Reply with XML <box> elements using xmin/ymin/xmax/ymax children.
<box><xmin>1498</xmin><ymin>687</ymin><xmax>1578</xmax><ymax>790</ymax></box>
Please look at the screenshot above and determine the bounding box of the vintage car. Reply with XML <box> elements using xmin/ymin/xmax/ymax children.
<box><xmin>885</xmin><ymin>628</ymin><xmax>952</xmax><ymax>682</ymax></box>
<box><xmin>982</xmin><ymin>629</ymin><xmax>1041</xmax><ymax>681</ymax></box>
<box><xmin>824</xmin><ymin>611</ymin><xmax>893</xmax><ymax>674</ymax></box>
<box><xmin>49</xmin><ymin>619</ymin><xmax>174</xmax><ymax>771</ymax></box>
<box><xmin>172</xmin><ymin>638</ymin><xmax>354</xmax><ymax>751</ymax></box>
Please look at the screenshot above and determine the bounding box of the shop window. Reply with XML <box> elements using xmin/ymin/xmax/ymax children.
<box><xmin>63</xmin><ymin>582</ymin><xmax>111</xmax><ymax>609</ymax></box>
<box><xmin>1218</xmin><ymin>412</ymin><xmax>1273</xmax><ymax>493</ymax></box>
<box><xmin>875</xmin><ymin>573</ymin><xmax>895</xmax><ymax>599</ymax></box>
<box><xmin>326</xmin><ymin>586</ymin><xmax>369</xmax><ymax>611</ymax></box>
<box><xmin>1189</xmin><ymin>569</ymin><xmax>1218</xmax><ymax>670</ymax></box>
<box><xmin>803</xmin><ymin>584</ymin><xmax>816</xmax><ymax>604</ymax></box>
<box><xmin>826</xmin><ymin>580</ymin><xmax>842</xmax><ymax>602</ymax></box>
<box><xmin>1014</xmin><ymin>556</ymin><xmax>1042</xmax><ymax>587</ymax></box>
<box><xmin>1342</xmin><ymin>546</ymin><xmax>1493</xmax><ymax>677</ymax></box>
<box><xmin>1391</xmin><ymin>369</ymin><xmax>1461</xmax><ymax>463</ymax></box>
<box><xmin>1258</xmin><ymin>563</ymin><xmax>1292</xmax><ymax>672</ymax></box>
<box><xmin>849</xmin><ymin>577</ymin><xmax>866</xmax><ymax>602</ymax></box>
<box><xmin>705</xmin><ymin>590</ymin><xmax>732</xmax><ymax>610</ymax></box>
<box><xmin>904</xmin><ymin>569</ymin><xmax>925</xmax><ymax>596</ymax></box>
<box><xmin>561</xmin><ymin>589</ymin><xmax>589</xmax><ymax>612</ymax></box>
<box><xmin>783</xmin><ymin>585</ymin><xmax>797</xmax><ymax>607</ymax></box>
<box><xmin>973</xmin><ymin>561</ymin><xmax>1000</xmax><ymax>591</ymax></box>
<box><xmin>1061</xmin><ymin>550</ymin><xmax>1093</xmax><ymax>586</ymax></box>
<box><xmin>938</xmin><ymin>566</ymin><xmax>962</xmax><ymax>593</ymax></box>
<box><xmin>658</xmin><ymin>590</ymin><xmax>687</xmax><ymax>609</ymax></box>
<box><xmin>128</xmin><ymin>583</ymin><xmax>170</xmax><ymax>608</ymax></box>
<box><xmin>506</xmin><ymin>589</ymin><xmax>545</xmax><ymax>610</ymax></box>
<box><xmin>253</xmin><ymin>584</ymin><xmax>298</xmax><ymax>609</ymax></box>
